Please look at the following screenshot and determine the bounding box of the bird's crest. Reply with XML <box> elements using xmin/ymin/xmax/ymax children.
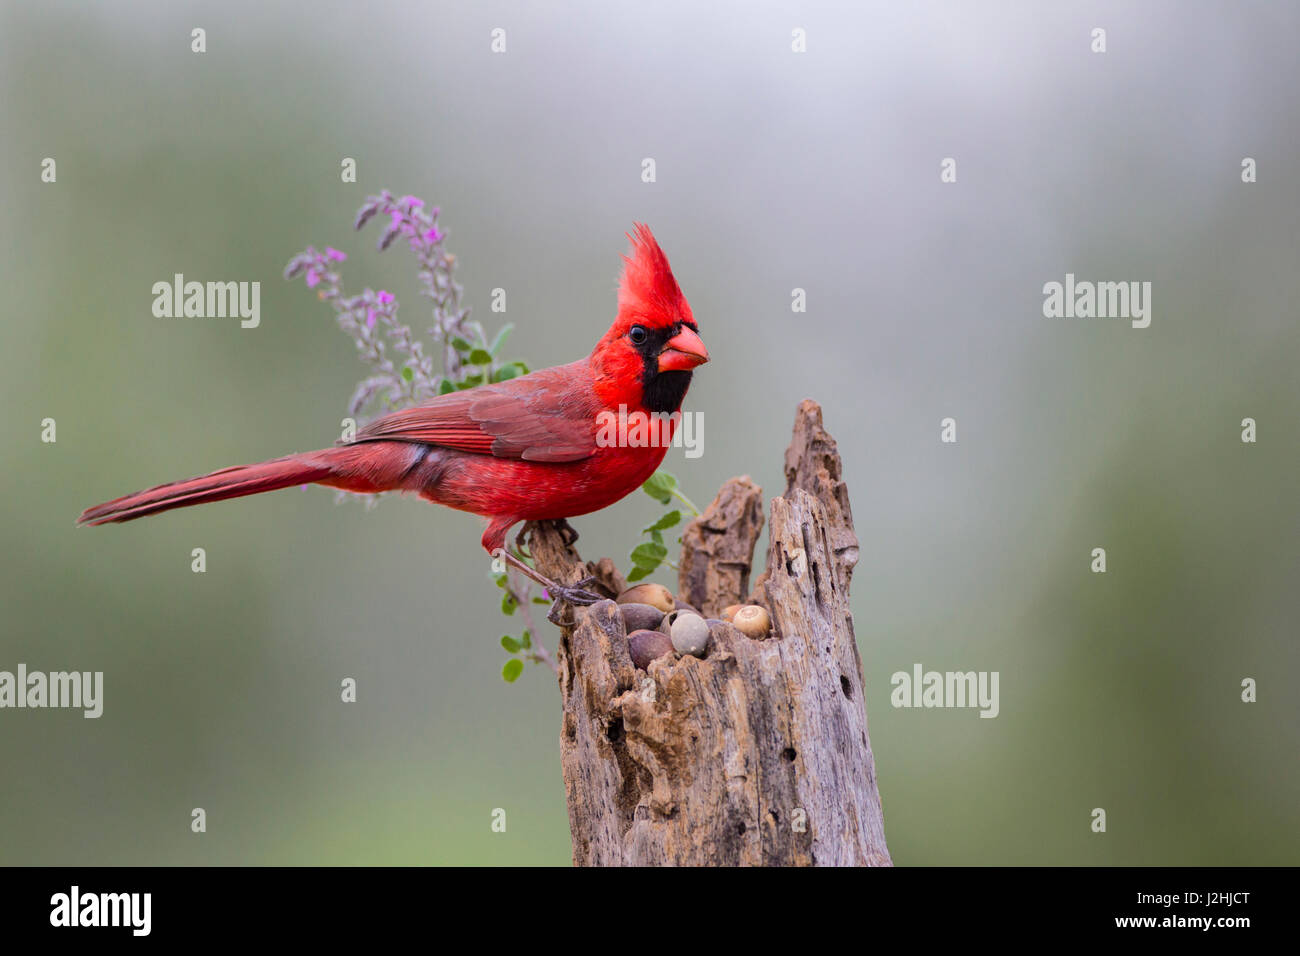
<box><xmin>617</xmin><ymin>223</ymin><xmax>694</xmax><ymax>328</ymax></box>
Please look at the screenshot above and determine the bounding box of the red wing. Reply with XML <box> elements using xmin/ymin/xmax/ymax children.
<box><xmin>352</xmin><ymin>361</ymin><xmax>601</xmax><ymax>463</ymax></box>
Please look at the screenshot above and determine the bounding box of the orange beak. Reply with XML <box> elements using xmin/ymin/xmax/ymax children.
<box><xmin>657</xmin><ymin>326</ymin><xmax>709</xmax><ymax>372</ymax></box>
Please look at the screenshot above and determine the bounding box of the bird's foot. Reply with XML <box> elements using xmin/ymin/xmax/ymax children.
<box><xmin>555</xmin><ymin>519</ymin><xmax>580</xmax><ymax>547</ymax></box>
<box><xmin>545</xmin><ymin>576</ymin><xmax>603</xmax><ymax>626</ymax></box>
<box><xmin>513</xmin><ymin>519</ymin><xmax>578</xmax><ymax>555</ymax></box>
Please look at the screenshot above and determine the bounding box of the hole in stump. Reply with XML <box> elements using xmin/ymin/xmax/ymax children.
<box><xmin>607</xmin><ymin>716</ymin><xmax>624</xmax><ymax>744</ymax></box>
<box><xmin>782</xmin><ymin>747</ymin><xmax>797</xmax><ymax>762</ymax></box>
<box><xmin>840</xmin><ymin>675</ymin><xmax>853</xmax><ymax>699</ymax></box>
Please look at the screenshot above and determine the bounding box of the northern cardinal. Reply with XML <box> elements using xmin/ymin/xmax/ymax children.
<box><xmin>78</xmin><ymin>224</ymin><xmax>708</xmax><ymax>610</ymax></box>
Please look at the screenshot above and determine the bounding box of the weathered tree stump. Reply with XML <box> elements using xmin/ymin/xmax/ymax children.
<box><xmin>527</xmin><ymin>400</ymin><xmax>890</xmax><ymax>866</ymax></box>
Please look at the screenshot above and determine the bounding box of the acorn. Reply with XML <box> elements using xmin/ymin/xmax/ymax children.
<box><xmin>616</xmin><ymin>583</ymin><xmax>675</xmax><ymax>613</ymax></box>
<box><xmin>670</xmin><ymin>612</ymin><xmax>710</xmax><ymax>658</ymax></box>
<box><xmin>721</xmin><ymin>604</ymin><xmax>742</xmax><ymax>622</ymax></box>
<box><xmin>627</xmin><ymin>629</ymin><xmax>675</xmax><ymax>670</ymax></box>
<box><xmin>619</xmin><ymin>602</ymin><xmax>665</xmax><ymax>633</ymax></box>
<box><xmin>731</xmin><ymin>604</ymin><xmax>771</xmax><ymax>639</ymax></box>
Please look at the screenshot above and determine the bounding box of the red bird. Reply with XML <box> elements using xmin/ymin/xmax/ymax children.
<box><xmin>78</xmin><ymin>224</ymin><xmax>708</xmax><ymax>610</ymax></box>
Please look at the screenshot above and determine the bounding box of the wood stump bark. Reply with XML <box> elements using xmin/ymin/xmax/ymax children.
<box><xmin>527</xmin><ymin>400</ymin><xmax>891</xmax><ymax>866</ymax></box>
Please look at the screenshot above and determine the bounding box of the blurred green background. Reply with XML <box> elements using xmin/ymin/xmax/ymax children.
<box><xmin>1</xmin><ymin>0</ymin><xmax>1296</xmax><ymax>865</ymax></box>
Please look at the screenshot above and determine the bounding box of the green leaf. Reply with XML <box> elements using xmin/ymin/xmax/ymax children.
<box><xmin>520</xmin><ymin>629</ymin><xmax>531</xmax><ymax>649</ymax></box>
<box><xmin>468</xmin><ymin>348</ymin><xmax>493</xmax><ymax>365</ymax></box>
<box><xmin>401</xmin><ymin>366</ymin><xmax>414</xmax><ymax>382</ymax></box>
<box><xmin>500</xmin><ymin>635</ymin><xmax>522</xmax><ymax>654</ymax></box>
<box><xmin>491</xmin><ymin>362</ymin><xmax>526</xmax><ymax>383</ymax></box>
<box><xmin>629</xmin><ymin>540</ymin><xmax>668</xmax><ymax>571</ymax></box>
<box><xmin>502</xmin><ymin>659</ymin><xmax>524</xmax><ymax>682</ymax></box>
<box><xmin>451</xmin><ymin>337</ymin><xmax>473</xmax><ymax>353</ymax></box>
<box><xmin>642</xmin><ymin>510</ymin><xmax>682</xmax><ymax>534</ymax></box>
<box><xmin>456</xmin><ymin>374</ymin><xmax>484</xmax><ymax>390</ymax></box>
<box><xmin>489</xmin><ymin>323</ymin><xmax>514</xmax><ymax>357</ymax></box>
<box><xmin>626</xmin><ymin>565</ymin><xmax>651</xmax><ymax>582</ymax></box>
<box><xmin>532</xmin><ymin>596</ymin><xmax>550</xmax><ymax>605</ymax></box>
<box><xmin>650</xmin><ymin>529</ymin><xmax>664</xmax><ymax>547</ymax></box>
<box><xmin>438</xmin><ymin>378</ymin><xmax>455</xmax><ymax>395</ymax></box>
<box><xmin>642</xmin><ymin>471</ymin><xmax>678</xmax><ymax>505</ymax></box>
<box><xmin>501</xmin><ymin>592</ymin><xmax>517</xmax><ymax>615</ymax></box>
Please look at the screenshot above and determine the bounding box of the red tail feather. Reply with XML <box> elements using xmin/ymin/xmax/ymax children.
<box><xmin>76</xmin><ymin>454</ymin><xmax>336</xmax><ymax>526</ymax></box>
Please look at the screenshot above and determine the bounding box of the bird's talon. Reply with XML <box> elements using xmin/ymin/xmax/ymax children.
<box><xmin>553</xmin><ymin>585</ymin><xmax>602</xmax><ymax>607</ymax></box>
<box><xmin>544</xmin><ymin>581</ymin><xmax>604</xmax><ymax>625</ymax></box>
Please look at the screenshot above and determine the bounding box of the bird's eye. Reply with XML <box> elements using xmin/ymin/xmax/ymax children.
<box><xmin>629</xmin><ymin>325</ymin><xmax>648</xmax><ymax>345</ymax></box>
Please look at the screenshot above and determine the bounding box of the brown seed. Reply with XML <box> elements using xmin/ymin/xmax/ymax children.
<box><xmin>732</xmin><ymin>605</ymin><xmax>771</xmax><ymax>639</ymax></box>
<box><xmin>619</xmin><ymin>603</ymin><xmax>665</xmax><ymax>633</ymax></box>
<box><xmin>616</xmin><ymin>583</ymin><xmax>675</xmax><ymax>613</ymax></box>
<box><xmin>674</xmin><ymin>599</ymin><xmax>700</xmax><ymax>614</ymax></box>
<box><xmin>627</xmin><ymin>629</ymin><xmax>675</xmax><ymax>670</ymax></box>
<box><xmin>721</xmin><ymin>604</ymin><xmax>742</xmax><ymax>622</ymax></box>
<box><xmin>670</xmin><ymin>612</ymin><xmax>710</xmax><ymax>658</ymax></box>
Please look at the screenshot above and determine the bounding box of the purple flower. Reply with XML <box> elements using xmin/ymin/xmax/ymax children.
<box><xmin>377</xmin><ymin>290</ymin><xmax>395</xmax><ymax>305</ymax></box>
<box><xmin>389</xmin><ymin>209</ymin><xmax>405</xmax><ymax>227</ymax></box>
<box><xmin>366</xmin><ymin>308</ymin><xmax>377</xmax><ymax>329</ymax></box>
<box><xmin>325</xmin><ymin>247</ymin><xmax>347</xmax><ymax>262</ymax></box>
<box><xmin>305</xmin><ymin>268</ymin><xmax>320</xmax><ymax>288</ymax></box>
<box><xmin>424</xmin><ymin>227</ymin><xmax>444</xmax><ymax>244</ymax></box>
<box><xmin>398</xmin><ymin>195</ymin><xmax>424</xmax><ymax>211</ymax></box>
